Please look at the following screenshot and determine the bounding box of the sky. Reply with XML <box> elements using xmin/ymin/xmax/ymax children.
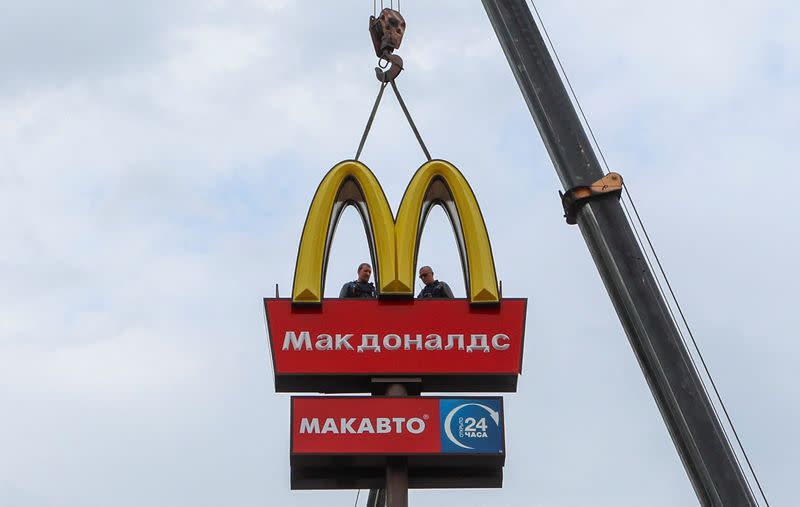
<box><xmin>1</xmin><ymin>1</ymin><xmax>798</xmax><ymax>506</ymax></box>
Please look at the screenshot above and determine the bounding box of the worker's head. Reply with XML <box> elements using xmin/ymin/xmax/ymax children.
<box><xmin>418</xmin><ymin>265</ymin><xmax>434</xmax><ymax>286</ymax></box>
<box><xmin>357</xmin><ymin>263</ymin><xmax>372</xmax><ymax>283</ymax></box>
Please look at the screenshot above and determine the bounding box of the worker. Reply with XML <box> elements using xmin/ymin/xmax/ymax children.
<box><xmin>417</xmin><ymin>265</ymin><xmax>454</xmax><ymax>299</ymax></box>
<box><xmin>339</xmin><ymin>262</ymin><xmax>377</xmax><ymax>298</ymax></box>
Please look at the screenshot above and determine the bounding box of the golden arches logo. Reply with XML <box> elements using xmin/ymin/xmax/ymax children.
<box><xmin>292</xmin><ymin>159</ymin><xmax>499</xmax><ymax>304</ymax></box>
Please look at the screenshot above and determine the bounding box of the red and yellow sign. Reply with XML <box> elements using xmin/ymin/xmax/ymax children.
<box><xmin>292</xmin><ymin>159</ymin><xmax>499</xmax><ymax>304</ymax></box>
<box><xmin>266</xmin><ymin>158</ymin><xmax>527</xmax><ymax>393</ymax></box>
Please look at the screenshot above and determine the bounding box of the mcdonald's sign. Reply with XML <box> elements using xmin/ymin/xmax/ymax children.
<box><xmin>264</xmin><ymin>159</ymin><xmax>527</xmax><ymax>393</ymax></box>
<box><xmin>292</xmin><ymin>159</ymin><xmax>498</xmax><ymax>304</ymax></box>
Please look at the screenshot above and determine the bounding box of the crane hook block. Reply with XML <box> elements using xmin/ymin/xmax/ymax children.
<box><xmin>560</xmin><ymin>172</ymin><xmax>624</xmax><ymax>225</ymax></box>
<box><xmin>370</xmin><ymin>8</ymin><xmax>406</xmax><ymax>82</ymax></box>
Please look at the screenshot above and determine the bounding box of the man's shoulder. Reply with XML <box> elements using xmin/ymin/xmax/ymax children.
<box><xmin>339</xmin><ymin>280</ymin><xmax>357</xmax><ymax>296</ymax></box>
<box><xmin>434</xmin><ymin>280</ymin><xmax>454</xmax><ymax>297</ymax></box>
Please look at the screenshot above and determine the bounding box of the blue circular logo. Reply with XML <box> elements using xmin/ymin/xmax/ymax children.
<box><xmin>440</xmin><ymin>399</ymin><xmax>503</xmax><ymax>453</ymax></box>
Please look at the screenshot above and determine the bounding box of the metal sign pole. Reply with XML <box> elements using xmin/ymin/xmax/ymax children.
<box><xmin>386</xmin><ymin>457</ymin><xmax>408</xmax><ymax>507</ymax></box>
<box><xmin>385</xmin><ymin>383</ymin><xmax>409</xmax><ymax>507</ymax></box>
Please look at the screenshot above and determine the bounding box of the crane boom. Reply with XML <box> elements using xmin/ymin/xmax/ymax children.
<box><xmin>481</xmin><ymin>1</ymin><xmax>756</xmax><ymax>505</ymax></box>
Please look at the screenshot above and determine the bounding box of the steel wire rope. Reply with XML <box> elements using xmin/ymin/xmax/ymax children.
<box><xmin>355</xmin><ymin>82</ymin><xmax>388</xmax><ymax>160</ymax></box>
<box><xmin>354</xmin><ymin>81</ymin><xmax>431</xmax><ymax>162</ymax></box>
<box><xmin>624</xmin><ymin>186</ymin><xmax>772</xmax><ymax>507</ymax></box>
<box><xmin>528</xmin><ymin>1</ymin><xmax>769</xmax><ymax>504</ymax></box>
<box><xmin>390</xmin><ymin>80</ymin><xmax>432</xmax><ymax>161</ymax></box>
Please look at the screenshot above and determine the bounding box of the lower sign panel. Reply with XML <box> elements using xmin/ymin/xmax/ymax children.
<box><xmin>290</xmin><ymin>396</ymin><xmax>505</xmax><ymax>490</ymax></box>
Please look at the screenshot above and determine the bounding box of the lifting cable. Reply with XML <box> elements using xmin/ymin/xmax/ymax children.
<box><xmin>355</xmin><ymin>80</ymin><xmax>432</xmax><ymax>162</ymax></box>
<box><xmin>528</xmin><ymin>1</ymin><xmax>770</xmax><ymax>505</ymax></box>
<box><xmin>361</xmin><ymin>0</ymin><xmax>425</xmax><ymax>163</ymax></box>
<box><xmin>374</xmin><ymin>1</ymin><xmax>398</xmax><ymax>14</ymax></box>
<box><xmin>355</xmin><ymin>82</ymin><xmax>388</xmax><ymax>160</ymax></box>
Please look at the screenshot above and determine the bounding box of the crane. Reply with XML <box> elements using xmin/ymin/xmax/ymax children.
<box><xmin>482</xmin><ymin>1</ymin><xmax>758</xmax><ymax>505</ymax></box>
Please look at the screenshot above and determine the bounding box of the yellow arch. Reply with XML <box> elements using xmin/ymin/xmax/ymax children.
<box><xmin>292</xmin><ymin>159</ymin><xmax>499</xmax><ymax>304</ymax></box>
<box><xmin>396</xmin><ymin>160</ymin><xmax>499</xmax><ymax>303</ymax></box>
<box><xmin>292</xmin><ymin>161</ymin><xmax>396</xmax><ymax>302</ymax></box>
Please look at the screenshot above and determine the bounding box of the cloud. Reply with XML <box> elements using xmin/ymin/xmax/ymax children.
<box><xmin>0</xmin><ymin>0</ymin><xmax>796</xmax><ymax>505</ymax></box>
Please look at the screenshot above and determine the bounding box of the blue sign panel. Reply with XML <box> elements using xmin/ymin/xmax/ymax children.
<box><xmin>439</xmin><ymin>398</ymin><xmax>504</xmax><ymax>453</ymax></box>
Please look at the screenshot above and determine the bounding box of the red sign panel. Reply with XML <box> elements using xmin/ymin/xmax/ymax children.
<box><xmin>265</xmin><ymin>298</ymin><xmax>527</xmax><ymax>393</ymax></box>
<box><xmin>290</xmin><ymin>396</ymin><xmax>506</xmax><ymax>490</ymax></box>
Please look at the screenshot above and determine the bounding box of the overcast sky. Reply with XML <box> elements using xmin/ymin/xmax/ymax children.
<box><xmin>1</xmin><ymin>1</ymin><xmax>798</xmax><ymax>506</ymax></box>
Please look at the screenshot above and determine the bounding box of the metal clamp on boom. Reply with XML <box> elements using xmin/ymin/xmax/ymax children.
<box><xmin>559</xmin><ymin>172</ymin><xmax>623</xmax><ymax>224</ymax></box>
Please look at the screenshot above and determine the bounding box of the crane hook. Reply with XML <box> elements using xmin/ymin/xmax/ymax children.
<box><xmin>375</xmin><ymin>52</ymin><xmax>404</xmax><ymax>82</ymax></box>
<box><xmin>369</xmin><ymin>8</ymin><xmax>406</xmax><ymax>83</ymax></box>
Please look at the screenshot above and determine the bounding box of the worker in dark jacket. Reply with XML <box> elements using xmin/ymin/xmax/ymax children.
<box><xmin>417</xmin><ymin>265</ymin><xmax>454</xmax><ymax>299</ymax></box>
<box><xmin>339</xmin><ymin>262</ymin><xmax>377</xmax><ymax>298</ymax></box>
